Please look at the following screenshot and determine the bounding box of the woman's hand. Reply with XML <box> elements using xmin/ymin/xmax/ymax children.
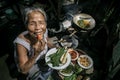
<box><xmin>33</xmin><ymin>39</ymin><xmax>46</xmax><ymax>55</ymax></box>
<box><xmin>25</xmin><ymin>33</ymin><xmax>46</xmax><ymax>55</ymax></box>
<box><xmin>47</xmin><ymin>36</ymin><xmax>58</xmax><ymax>48</ymax></box>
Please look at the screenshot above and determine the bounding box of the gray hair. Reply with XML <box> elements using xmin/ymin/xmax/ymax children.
<box><xmin>24</xmin><ymin>7</ymin><xmax>47</xmax><ymax>26</ymax></box>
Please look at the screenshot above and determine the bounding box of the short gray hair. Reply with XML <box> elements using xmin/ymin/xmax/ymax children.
<box><xmin>24</xmin><ymin>7</ymin><xmax>47</xmax><ymax>26</ymax></box>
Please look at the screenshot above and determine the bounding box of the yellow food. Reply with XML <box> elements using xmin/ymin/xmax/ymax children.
<box><xmin>84</xmin><ymin>20</ymin><xmax>90</xmax><ymax>26</ymax></box>
<box><xmin>79</xmin><ymin>56</ymin><xmax>90</xmax><ymax>67</ymax></box>
<box><xmin>77</xmin><ymin>19</ymin><xmax>90</xmax><ymax>29</ymax></box>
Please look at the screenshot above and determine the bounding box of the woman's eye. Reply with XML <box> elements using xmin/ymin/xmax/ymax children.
<box><xmin>39</xmin><ymin>21</ymin><xmax>46</xmax><ymax>25</ymax></box>
<box><xmin>29</xmin><ymin>23</ymin><xmax>35</xmax><ymax>26</ymax></box>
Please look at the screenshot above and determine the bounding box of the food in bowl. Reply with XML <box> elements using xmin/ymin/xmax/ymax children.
<box><xmin>73</xmin><ymin>13</ymin><xmax>96</xmax><ymax>30</ymax></box>
<box><xmin>45</xmin><ymin>48</ymin><xmax>71</xmax><ymax>70</ymax></box>
<box><xmin>68</xmin><ymin>49</ymin><xmax>79</xmax><ymax>61</ymax></box>
<box><xmin>47</xmin><ymin>47</ymin><xmax>68</xmax><ymax>66</ymax></box>
<box><xmin>59</xmin><ymin>63</ymin><xmax>74</xmax><ymax>76</ymax></box>
<box><xmin>77</xmin><ymin>19</ymin><xmax>90</xmax><ymax>29</ymax></box>
<box><xmin>77</xmin><ymin>55</ymin><xmax>93</xmax><ymax>69</ymax></box>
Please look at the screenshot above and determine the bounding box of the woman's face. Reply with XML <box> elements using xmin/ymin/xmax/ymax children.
<box><xmin>27</xmin><ymin>11</ymin><xmax>46</xmax><ymax>37</ymax></box>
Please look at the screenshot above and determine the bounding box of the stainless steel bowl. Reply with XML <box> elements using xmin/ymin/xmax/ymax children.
<box><xmin>73</xmin><ymin>13</ymin><xmax>96</xmax><ymax>31</ymax></box>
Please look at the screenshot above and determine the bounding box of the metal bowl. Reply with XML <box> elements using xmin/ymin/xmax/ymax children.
<box><xmin>73</xmin><ymin>13</ymin><xmax>96</xmax><ymax>31</ymax></box>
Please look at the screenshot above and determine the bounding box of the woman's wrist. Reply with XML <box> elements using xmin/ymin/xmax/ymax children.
<box><xmin>33</xmin><ymin>53</ymin><xmax>39</xmax><ymax>59</ymax></box>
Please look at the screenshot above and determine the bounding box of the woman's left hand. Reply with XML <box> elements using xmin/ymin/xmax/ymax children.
<box><xmin>47</xmin><ymin>36</ymin><xmax>58</xmax><ymax>48</ymax></box>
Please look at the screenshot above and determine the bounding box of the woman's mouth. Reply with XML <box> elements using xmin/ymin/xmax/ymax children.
<box><xmin>34</xmin><ymin>31</ymin><xmax>42</xmax><ymax>35</ymax></box>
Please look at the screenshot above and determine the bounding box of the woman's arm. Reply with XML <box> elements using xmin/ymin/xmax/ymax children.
<box><xmin>16</xmin><ymin>37</ymin><xmax>46</xmax><ymax>74</ymax></box>
<box><xmin>16</xmin><ymin>44</ymin><xmax>38</xmax><ymax>74</ymax></box>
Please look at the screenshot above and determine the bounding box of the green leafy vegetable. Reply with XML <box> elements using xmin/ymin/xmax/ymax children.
<box><xmin>61</xmin><ymin>64</ymin><xmax>73</xmax><ymax>74</ymax></box>
<box><xmin>47</xmin><ymin>47</ymin><xmax>67</xmax><ymax>67</ymax></box>
<box><xmin>74</xmin><ymin>64</ymin><xmax>83</xmax><ymax>74</ymax></box>
<box><xmin>64</xmin><ymin>74</ymin><xmax>77</xmax><ymax>80</ymax></box>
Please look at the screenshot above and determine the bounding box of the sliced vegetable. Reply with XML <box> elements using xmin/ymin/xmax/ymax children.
<box><xmin>60</xmin><ymin>50</ymin><xmax>68</xmax><ymax>64</ymax></box>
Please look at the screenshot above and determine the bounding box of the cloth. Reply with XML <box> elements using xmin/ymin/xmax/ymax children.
<box><xmin>13</xmin><ymin>30</ymin><xmax>52</xmax><ymax>80</ymax></box>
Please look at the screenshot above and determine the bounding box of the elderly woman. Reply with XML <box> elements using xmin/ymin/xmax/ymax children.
<box><xmin>13</xmin><ymin>7</ymin><xmax>57</xmax><ymax>80</ymax></box>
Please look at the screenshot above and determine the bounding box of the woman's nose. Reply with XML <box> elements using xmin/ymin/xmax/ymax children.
<box><xmin>35</xmin><ymin>25</ymin><xmax>39</xmax><ymax>30</ymax></box>
<box><xmin>35</xmin><ymin>23</ymin><xmax>41</xmax><ymax>29</ymax></box>
<box><xmin>35</xmin><ymin>24</ymin><xmax>43</xmax><ymax>32</ymax></box>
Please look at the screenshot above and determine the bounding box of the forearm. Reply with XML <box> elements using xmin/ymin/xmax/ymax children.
<box><xmin>19</xmin><ymin>53</ymin><xmax>38</xmax><ymax>74</ymax></box>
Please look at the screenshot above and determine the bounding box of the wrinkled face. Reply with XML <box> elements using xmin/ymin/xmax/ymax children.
<box><xmin>27</xmin><ymin>11</ymin><xmax>46</xmax><ymax>37</ymax></box>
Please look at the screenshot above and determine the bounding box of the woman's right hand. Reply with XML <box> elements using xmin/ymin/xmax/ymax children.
<box><xmin>25</xmin><ymin>33</ymin><xmax>46</xmax><ymax>55</ymax></box>
<box><xmin>33</xmin><ymin>39</ymin><xmax>46</xmax><ymax>55</ymax></box>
